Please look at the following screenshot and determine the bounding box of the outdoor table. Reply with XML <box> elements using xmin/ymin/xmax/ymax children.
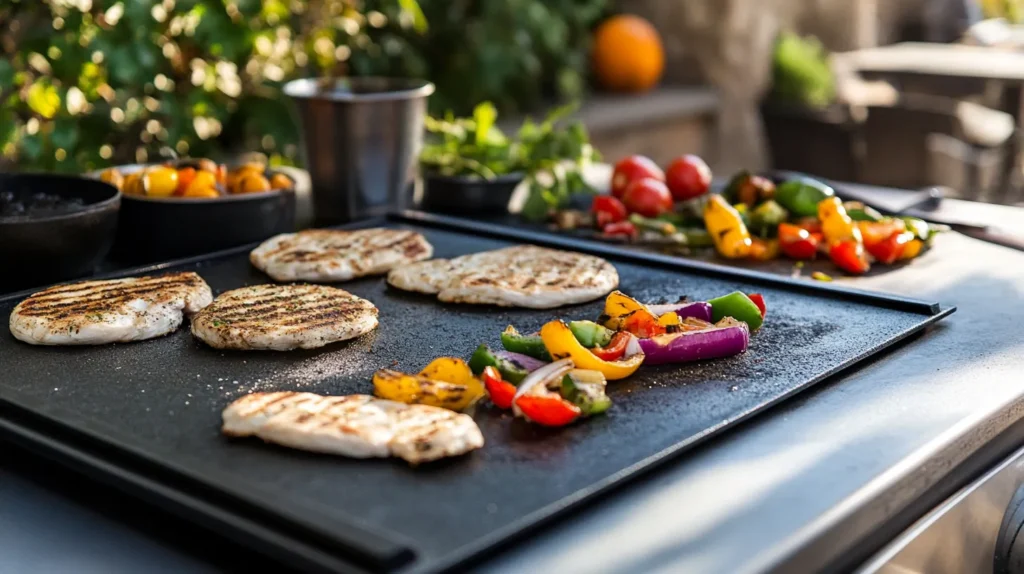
<box><xmin>838</xmin><ymin>41</ymin><xmax>1024</xmax><ymax>199</ymax></box>
<box><xmin>3</xmin><ymin>196</ymin><xmax>1024</xmax><ymax>572</ymax></box>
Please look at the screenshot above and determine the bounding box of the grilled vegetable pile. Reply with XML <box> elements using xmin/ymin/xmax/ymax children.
<box><xmin>371</xmin><ymin>289</ymin><xmax>768</xmax><ymax>428</ymax></box>
<box><xmin>547</xmin><ymin>153</ymin><xmax>942</xmax><ymax>276</ymax></box>
<box><xmin>98</xmin><ymin>158</ymin><xmax>293</xmax><ymax>199</ymax></box>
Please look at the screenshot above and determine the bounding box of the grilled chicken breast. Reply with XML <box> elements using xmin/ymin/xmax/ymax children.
<box><xmin>9</xmin><ymin>272</ymin><xmax>212</xmax><ymax>345</ymax></box>
<box><xmin>250</xmin><ymin>228</ymin><xmax>433</xmax><ymax>282</ymax></box>
<box><xmin>191</xmin><ymin>284</ymin><xmax>378</xmax><ymax>351</ymax></box>
<box><xmin>387</xmin><ymin>245</ymin><xmax>618</xmax><ymax>309</ymax></box>
<box><xmin>222</xmin><ymin>392</ymin><xmax>484</xmax><ymax>464</ymax></box>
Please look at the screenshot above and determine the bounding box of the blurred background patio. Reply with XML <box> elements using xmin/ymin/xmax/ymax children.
<box><xmin>3</xmin><ymin>0</ymin><xmax>1024</xmax><ymax>205</ymax></box>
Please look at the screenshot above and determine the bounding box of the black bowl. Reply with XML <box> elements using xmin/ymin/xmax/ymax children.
<box><xmin>99</xmin><ymin>165</ymin><xmax>297</xmax><ymax>265</ymax></box>
<box><xmin>0</xmin><ymin>173</ymin><xmax>120</xmax><ymax>291</ymax></box>
<box><xmin>419</xmin><ymin>173</ymin><xmax>524</xmax><ymax>215</ymax></box>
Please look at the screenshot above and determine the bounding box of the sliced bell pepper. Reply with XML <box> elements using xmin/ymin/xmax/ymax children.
<box><xmin>747</xmin><ymin>293</ymin><xmax>767</xmax><ymax>319</ymax></box>
<box><xmin>657</xmin><ymin>311</ymin><xmax>682</xmax><ymax>328</ymax></box>
<box><xmin>540</xmin><ymin>320</ymin><xmax>644</xmax><ymax>380</ymax></box>
<box><xmin>857</xmin><ymin>219</ymin><xmax>906</xmax><ymax>248</ymax></box>
<box><xmin>592</xmin><ymin>195</ymin><xmax>628</xmax><ymax>227</ymax></box>
<box><xmin>590</xmin><ymin>331</ymin><xmax>630</xmax><ymax>362</ymax></box>
<box><xmin>748</xmin><ymin>237</ymin><xmax>780</xmax><ymax>261</ymax></box>
<box><xmin>501</xmin><ymin>325</ymin><xmax>552</xmax><ymax>361</ymax></box>
<box><xmin>778</xmin><ymin>223</ymin><xmax>819</xmax><ymax>260</ymax></box>
<box><xmin>568</xmin><ymin>320</ymin><xmax>613</xmax><ymax>348</ymax></box>
<box><xmin>482</xmin><ymin>366</ymin><xmax>516</xmax><ymax>409</ymax></box>
<box><xmin>829</xmin><ymin>240</ymin><xmax>870</xmax><ymax>274</ymax></box>
<box><xmin>468</xmin><ymin>344</ymin><xmax>531</xmax><ymax>385</ymax></box>
<box><xmin>818</xmin><ymin>197</ymin><xmax>862</xmax><ymax>244</ymax></box>
<box><xmin>704</xmin><ymin>194</ymin><xmax>753</xmax><ymax>259</ymax></box>
<box><xmin>600</xmin><ymin>290</ymin><xmax>648</xmax><ymax>330</ymax></box>
<box><xmin>775</xmin><ymin>177</ymin><xmax>835</xmax><ymax>217</ymax></box>
<box><xmin>373</xmin><ymin>358</ymin><xmax>485</xmax><ymax>411</ymax></box>
<box><xmin>844</xmin><ymin>201</ymin><xmax>883</xmax><ymax>222</ymax></box>
<box><xmin>865</xmin><ymin>230</ymin><xmax>914</xmax><ymax>265</ymax></box>
<box><xmin>561</xmin><ymin>369</ymin><xmax>612</xmax><ymax>416</ymax></box>
<box><xmin>514</xmin><ymin>395</ymin><xmax>581</xmax><ymax>426</ymax></box>
<box><xmin>900</xmin><ymin>238</ymin><xmax>924</xmax><ymax>260</ymax></box>
<box><xmin>707</xmin><ymin>291</ymin><xmax>763</xmax><ymax>331</ymax></box>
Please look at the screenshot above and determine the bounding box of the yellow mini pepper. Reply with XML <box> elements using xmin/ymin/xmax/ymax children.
<box><xmin>540</xmin><ymin>320</ymin><xmax>643</xmax><ymax>380</ymax></box>
<box><xmin>704</xmin><ymin>194</ymin><xmax>753</xmax><ymax>259</ymax></box>
<box><xmin>818</xmin><ymin>197</ymin><xmax>862</xmax><ymax>244</ymax></box>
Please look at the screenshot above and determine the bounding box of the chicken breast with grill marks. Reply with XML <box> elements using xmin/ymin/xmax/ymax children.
<box><xmin>222</xmin><ymin>392</ymin><xmax>484</xmax><ymax>464</ymax></box>
<box><xmin>190</xmin><ymin>284</ymin><xmax>378</xmax><ymax>351</ymax></box>
<box><xmin>9</xmin><ymin>272</ymin><xmax>212</xmax><ymax>345</ymax></box>
<box><xmin>386</xmin><ymin>245</ymin><xmax>618</xmax><ymax>309</ymax></box>
<box><xmin>250</xmin><ymin>228</ymin><xmax>433</xmax><ymax>282</ymax></box>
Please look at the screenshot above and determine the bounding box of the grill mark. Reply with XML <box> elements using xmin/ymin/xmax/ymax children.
<box><xmin>23</xmin><ymin>279</ymin><xmax>195</xmax><ymax>308</ymax></box>
<box><xmin>207</xmin><ymin>301</ymin><xmax>368</xmax><ymax>328</ymax></box>
<box><xmin>209</xmin><ymin>294</ymin><xmax>316</xmax><ymax>319</ymax></box>
<box><xmin>29</xmin><ymin>274</ymin><xmax>198</xmax><ymax>300</ymax></box>
<box><xmin>17</xmin><ymin>283</ymin><xmax>196</xmax><ymax>317</ymax></box>
<box><xmin>257</xmin><ymin>392</ymin><xmax>300</xmax><ymax>411</ymax></box>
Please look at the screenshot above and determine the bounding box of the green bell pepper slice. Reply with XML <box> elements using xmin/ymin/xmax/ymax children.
<box><xmin>708</xmin><ymin>291</ymin><xmax>764</xmax><ymax>331</ymax></box>
<box><xmin>775</xmin><ymin>177</ymin><xmax>835</xmax><ymax>217</ymax></box>
<box><xmin>560</xmin><ymin>372</ymin><xmax>612</xmax><ymax>416</ymax></box>
<box><xmin>844</xmin><ymin>201</ymin><xmax>883</xmax><ymax>222</ymax></box>
<box><xmin>468</xmin><ymin>344</ymin><xmax>531</xmax><ymax>385</ymax></box>
<box><xmin>501</xmin><ymin>325</ymin><xmax>552</xmax><ymax>361</ymax></box>
<box><xmin>568</xmin><ymin>320</ymin><xmax>613</xmax><ymax>348</ymax></box>
<box><xmin>749</xmin><ymin>200</ymin><xmax>789</xmax><ymax>238</ymax></box>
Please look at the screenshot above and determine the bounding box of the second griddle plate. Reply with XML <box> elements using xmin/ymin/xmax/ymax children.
<box><xmin>0</xmin><ymin>211</ymin><xmax>954</xmax><ymax>574</ymax></box>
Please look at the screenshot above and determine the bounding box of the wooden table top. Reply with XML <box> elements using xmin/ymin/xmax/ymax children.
<box><xmin>838</xmin><ymin>42</ymin><xmax>1024</xmax><ymax>82</ymax></box>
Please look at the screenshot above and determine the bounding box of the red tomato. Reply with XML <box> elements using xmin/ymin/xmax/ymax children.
<box><xmin>664</xmin><ymin>155</ymin><xmax>712</xmax><ymax>201</ymax></box>
<box><xmin>829</xmin><ymin>240</ymin><xmax>870</xmax><ymax>274</ymax></box>
<box><xmin>621</xmin><ymin>177</ymin><xmax>672</xmax><ymax>217</ymax></box>
<box><xmin>592</xmin><ymin>195</ymin><xmax>628</xmax><ymax>227</ymax></box>
<box><xmin>778</xmin><ymin>223</ymin><xmax>819</xmax><ymax>260</ymax></box>
<box><xmin>611</xmin><ymin>155</ymin><xmax>664</xmax><ymax>199</ymax></box>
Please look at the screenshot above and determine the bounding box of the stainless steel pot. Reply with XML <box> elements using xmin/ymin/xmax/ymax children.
<box><xmin>284</xmin><ymin>77</ymin><xmax>435</xmax><ymax>225</ymax></box>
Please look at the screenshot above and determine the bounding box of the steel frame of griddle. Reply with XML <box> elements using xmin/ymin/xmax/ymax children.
<box><xmin>0</xmin><ymin>211</ymin><xmax>955</xmax><ymax>574</ymax></box>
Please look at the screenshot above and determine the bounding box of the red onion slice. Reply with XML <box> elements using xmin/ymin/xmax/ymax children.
<box><xmin>645</xmin><ymin>301</ymin><xmax>713</xmax><ymax>322</ymax></box>
<box><xmin>637</xmin><ymin>322</ymin><xmax>749</xmax><ymax>365</ymax></box>
<box><xmin>493</xmin><ymin>350</ymin><xmax>547</xmax><ymax>372</ymax></box>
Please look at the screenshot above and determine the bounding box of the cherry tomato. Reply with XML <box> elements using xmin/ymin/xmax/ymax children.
<box><xmin>592</xmin><ymin>195</ymin><xmax>628</xmax><ymax>227</ymax></box>
<box><xmin>778</xmin><ymin>223</ymin><xmax>819</xmax><ymax>260</ymax></box>
<box><xmin>143</xmin><ymin>166</ymin><xmax>179</xmax><ymax>197</ymax></box>
<box><xmin>664</xmin><ymin>155</ymin><xmax>712</xmax><ymax>201</ymax></box>
<box><xmin>269</xmin><ymin>173</ymin><xmax>293</xmax><ymax>190</ymax></box>
<box><xmin>482</xmin><ymin>366</ymin><xmax>516</xmax><ymax>410</ymax></box>
<box><xmin>602</xmin><ymin>220</ymin><xmax>638</xmax><ymax>239</ymax></box>
<box><xmin>590</xmin><ymin>331</ymin><xmax>631</xmax><ymax>362</ymax></box>
<box><xmin>829</xmin><ymin>240</ymin><xmax>870</xmax><ymax>274</ymax></box>
<box><xmin>622</xmin><ymin>177</ymin><xmax>672</xmax><ymax>217</ymax></box>
<box><xmin>611</xmin><ymin>155</ymin><xmax>664</xmax><ymax>199</ymax></box>
<box><xmin>747</xmin><ymin>293</ymin><xmax>767</xmax><ymax>319</ymax></box>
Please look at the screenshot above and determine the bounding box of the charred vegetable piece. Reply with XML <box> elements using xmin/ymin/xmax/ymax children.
<box><xmin>512</xmin><ymin>359</ymin><xmax>581</xmax><ymax>426</ymax></box>
<box><xmin>560</xmin><ymin>369</ymin><xmax>612</xmax><ymax>416</ymax></box>
<box><xmin>723</xmin><ymin>171</ymin><xmax>776</xmax><ymax>207</ymax></box>
<box><xmin>468</xmin><ymin>344</ymin><xmax>531</xmax><ymax>384</ymax></box>
<box><xmin>829</xmin><ymin>240</ymin><xmax>870</xmax><ymax>274</ymax></box>
<box><xmin>708</xmin><ymin>291</ymin><xmax>764</xmax><ymax>331</ymax></box>
<box><xmin>373</xmin><ymin>360</ymin><xmax>485</xmax><ymax>411</ymax></box>
<box><xmin>540</xmin><ymin>321</ymin><xmax>643</xmax><ymax>380</ymax></box>
<box><xmin>568</xmin><ymin>320</ymin><xmax>613</xmax><ymax>348</ymax></box>
<box><xmin>865</xmin><ymin>230</ymin><xmax>915</xmax><ymax>264</ymax></box>
<box><xmin>820</xmin><ymin>197</ymin><xmax>870</xmax><ymax>274</ymax></box>
<box><xmin>637</xmin><ymin>317</ymin><xmax>750</xmax><ymax>365</ymax></box>
<box><xmin>778</xmin><ymin>222</ymin><xmax>820</xmax><ymax>260</ymax></box>
<box><xmin>704</xmin><ymin>194</ymin><xmax>753</xmax><ymax>259</ymax></box>
<box><xmin>628</xmin><ymin>213</ymin><xmax>676</xmax><ymax>235</ymax></box>
<box><xmin>748</xmin><ymin>238</ymin><xmax>780</xmax><ymax>261</ymax></box>
<box><xmin>482</xmin><ymin>366</ymin><xmax>517</xmax><ymax>409</ymax></box>
<box><xmin>590</xmin><ymin>331</ymin><xmax>630</xmax><ymax>362</ymax></box>
<box><xmin>501</xmin><ymin>325</ymin><xmax>553</xmax><ymax>361</ymax></box>
<box><xmin>749</xmin><ymin>200</ymin><xmax>788</xmax><ymax>238</ymax></box>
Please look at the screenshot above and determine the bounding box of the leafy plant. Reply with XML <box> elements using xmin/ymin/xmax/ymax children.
<box><xmin>350</xmin><ymin>0</ymin><xmax>610</xmax><ymax>115</ymax></box>
<box><xmin>771</xmin><ymin>32</ymin><xmax>835</xmax><ymax>108</ymax></box>
<box><xmin>0</xmin><ymin>0</ymin><xmax>424</xmax><ymax>172</ymax></box>
<box><xmin>420</xmin><ymin>101</ymin><xmax>599</xmax><ymax>221</ymax></box>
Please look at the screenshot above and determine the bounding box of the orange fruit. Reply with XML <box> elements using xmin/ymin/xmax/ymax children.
<box><xmin>591</xmin><ymin>15</ymin><xmax>665</xmax><ymax>93</ymax></box>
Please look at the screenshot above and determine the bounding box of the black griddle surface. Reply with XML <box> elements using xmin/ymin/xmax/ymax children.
<box><xmin>0</xmin><ymin>215</ymin><xmax>953</xmax><ymax>573</ymax></box>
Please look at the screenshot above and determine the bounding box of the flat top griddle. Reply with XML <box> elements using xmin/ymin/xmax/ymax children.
<box><xmin>0</xmin><ymin>212</ymin><xmax>953</xmax><ymax>573</ymax></box>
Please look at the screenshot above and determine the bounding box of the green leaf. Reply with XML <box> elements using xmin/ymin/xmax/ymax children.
<box><xmin>51</xmin><ymin>118</ymin><xmax>80</xmax><ymax>151</ymax></box>
<box><xmin>398</xmin><ymin>0</ymin><xmax>429</xmax><ymax>34</ymax></box>
<box><xmin>0</xmin><ymin>60</ymin><xmax>13</xmax><ymax>90</ymax></box>
<box><xmin>20</xmin><ymin>133</ymin><xmax>44</xmax><ymax>161</ymax></box>
<box><xmin>472</xmin><ymin>101</ymin><xmax>497</xmax><ymax>145</ymax></box>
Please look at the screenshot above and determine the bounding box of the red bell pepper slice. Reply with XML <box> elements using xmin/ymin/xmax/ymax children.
<box><xmin>865</xmin><ymin>230</ymin><xmax>915</xmax><ymax>265</ymax></box>
<box><xmin>593</xmin><ymin>196</ymin><xmax>628</xmax><ymax>228</ymax></box>
<box><xmin>602</xmin><ymin>220</ymin><xmax>637</xmax><ymax>239</ymax></box>
<box><xmin>829</xmin><ymin>240</ymin><xmax>870</xmax><ymax>274</ymax></box>
<box><xmin>621</xmin><ymin>310</ymin><xmax>667</xmax><ymax>338</ymax></box>
<box><xmin>747</xmin><ymin>293</ymin><xmax>767</xmax><ymax>319</ymax></box>
<box><xmin>591</xmin><ymin>331</ymin><xmax>630</xmax><ymax>362</ymax></box>
<box><xmin>778</xmin><ymin>223</ymin><xmax>819</xmax><ymax>260</ymax></box>
<box><xmin>482</xmin><ymin>366</ymin><xmax>516</xmax><ymax>410</ymax></box>
<box><xmin>514</xmin><ymin>394</ymin><xmax>582</xmax><ymax>427</ymax></box>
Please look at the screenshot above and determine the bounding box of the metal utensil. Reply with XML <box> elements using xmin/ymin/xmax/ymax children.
<box><xmin>284</xmin><ymin>77</ymin><xmax>435</xmax><ymax>225</ymax></box>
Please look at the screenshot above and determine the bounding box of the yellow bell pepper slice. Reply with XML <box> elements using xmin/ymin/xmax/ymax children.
<box><xmin>602</xmin><ymin>290</ymin><xmax>647</xmax><ymax>330</ymax></box>
<box><xmin>657</xmin><ymin>311</ymin><xmax>681</xmax><ymax>327</ymax></box>
<box><xmin>372</xmin><ymin>358</ymin><xmax>484</xmax><ymax>411</ymax></box>
<box><xmin>704</xmin><ymin>194</ymin><xmax>753</xmax><ymax>259</ymax></box>
<box><xmin>540</xmin><ymin>320</ymin><xmax>643</xmax><ymax>380</ymax></box>
<box><xmin>818</xmin><ymin>197</ymin><xmax>862</xmax><ymax>245</ymax></box>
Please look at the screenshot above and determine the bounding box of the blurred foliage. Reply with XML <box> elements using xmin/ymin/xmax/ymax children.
<box><xmin>349</xmin><ymin>0</ymin><xmax>609</xmax><ymax>115</ymax></box>
<box><xmin>0</xmin><ymin>0</ymin><xmax>424</xmax><ymax>172</ymax></box>
<box><xmin>0</xmin><ymin>0</ymin><xmax>606</xmax><ymax>173</ymax></box>
<box><xmin>771</xmin><ymin>31</ymin><xmax>835</xmax><ymax>108</ymax></box>
<box><xmin>980</xmin><ymin>0</ymin><xmax>1024</xmax><ymax>23</ymax></box>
